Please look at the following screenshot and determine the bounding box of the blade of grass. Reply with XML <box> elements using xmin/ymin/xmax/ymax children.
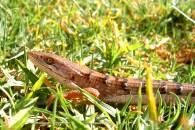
<box><xmin>159</xmin><ymin>92</ymin><xmax>181</xmax><ymax>129</ymax></box>
<box><xmin>146</xmin><ymin>68</ymin><xmax>158</xmax><ymax>129</ymax></box>
<box><xmin>120</xmin><ymin>96</ymin><xmax>132</xmax><ymax>114</ymax></box>
<box><xmin>9</xmin><ymin>97</ymin><xmax>39</xmax><ymax>130</ymax></box>
<box><xmin>136</xmin><ymin>81</ymin><xmax>143</xmax><ymax>129</ymax></box>
<box><xmin>15</xmin><ymin>73</ymin><xmax>46</xmax><ymax>110</ymax></box>
<box><xmin>26</xmin><ymin>73</ymin><xmax>46</xmax><ymax>99</ymax></box>
<box><xmin>171</xmin><ymin>5</ymin><xmax>195</xmax><ymax>24</ymax></box>
<box><xmin>59</xmin><ymin>112</ymin><xmax>89</xmax><ymax>130</ymax></box>
<box><xmin>0</xmin><ymin>86</ymin><xmax>15</xmax><ymax>108</ymax></box>
<box><xmin>84</xmin><ymin>112</ymin><xmax>98</xmax><ymax>124</ymax></box>
<box><xmin>16</xmin><ymin>59</ymin><xmax>38</xmax><ymax>84</ymax></box>
<box><xmin>50</xmin><ymin>94</ymin><xmax>58</xmax><ymax>130</ymax></box>
<box><xmin>77</xmin><ymin>87</ymin><xmax>116</xmax><ymax>124</ymax></box>
<box><xmin>56</xmin><ymin>88</ymin><xmax>72</xmax><ymax>114</ymax></box>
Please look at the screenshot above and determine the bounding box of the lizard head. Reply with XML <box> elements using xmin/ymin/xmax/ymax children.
<box><xmin>28</xmin><ymin>51</ymin><xmax>80</xmax><ymax>86</ymax></box>
<box><xmin>28</xmin><ymin>51</ymin><xmax>92</xmax><ymax>89</ymax></box>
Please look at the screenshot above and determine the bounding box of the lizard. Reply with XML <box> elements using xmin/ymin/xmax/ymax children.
<box><xmin>28</xmin><ymin>51</ymin><xmax>195</xmax><ymax>105</ymax></box>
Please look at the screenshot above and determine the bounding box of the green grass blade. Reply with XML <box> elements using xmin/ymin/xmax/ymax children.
<box><xmin>61</xmin><ymin>113</ymin><xmax>89</xmax><ymax>130</ymax></box>
<box><xmin>26</xmin><ymin>73</ymin><xmax>46</xmax><ymax>99</ymax></box>
<box><xmin>50</xmin><ymin>94</ymin><xmax>58</xmax><ymax>130</ymax></box>
<box><xmin>77</xmin><ymin>87</ymin><xmax>116</xmax><ymax>124</ymax></box>
<box><xmin>9</xmin><ymin>97</ymin><xmax>39</xmax><ymax>130</ymax></box>
<box><xmin>159</xmin><ymin>92</ymin><xmax>181</xmax><ymax>129</ymax></box>
<box><xmin>16</xmin><ymin>59</ymin><xmax>38</xmax><ymax>84</ymax></box>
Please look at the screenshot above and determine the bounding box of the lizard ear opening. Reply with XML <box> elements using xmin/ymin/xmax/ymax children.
<box><xmin>44</xmin><ymin>58</ymin><xmax>54</xmax><ymax>65</ymax></box>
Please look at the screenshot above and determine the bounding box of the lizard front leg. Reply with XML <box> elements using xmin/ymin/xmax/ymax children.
<box><xmin>63</xmin><ymin>87</ymin><xmax>100</xmax><ymax>104</ymax></box>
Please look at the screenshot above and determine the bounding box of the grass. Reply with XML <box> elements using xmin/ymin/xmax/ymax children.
<box><xmin>0</xmin><ymin>0</ymin><xmax>195</xmax><ymax>129</ymax></box>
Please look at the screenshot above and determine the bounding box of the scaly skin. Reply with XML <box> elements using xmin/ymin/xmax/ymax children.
<box><xmin>28</xmin><ymin>51</ymin><xmax>195</xmax><ymax>104</ymax></box>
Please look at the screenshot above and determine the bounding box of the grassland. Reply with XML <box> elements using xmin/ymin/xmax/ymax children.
<box><xmin>0</xmin><ymin>0</ymin><xmax>195</xmax><ymax>129</ymax></box>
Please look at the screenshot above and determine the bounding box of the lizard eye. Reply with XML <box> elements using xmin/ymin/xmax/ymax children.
<box><xmin>44</xmin><ymin>58</ymin><xmax>54</xmax><ymax>65</ymax></box>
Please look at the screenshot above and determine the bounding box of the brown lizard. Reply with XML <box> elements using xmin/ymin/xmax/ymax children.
<box><xmin>28</xmin><ymin>51</ymin><xmax>195</xmax><ymax>104</ymax></box>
